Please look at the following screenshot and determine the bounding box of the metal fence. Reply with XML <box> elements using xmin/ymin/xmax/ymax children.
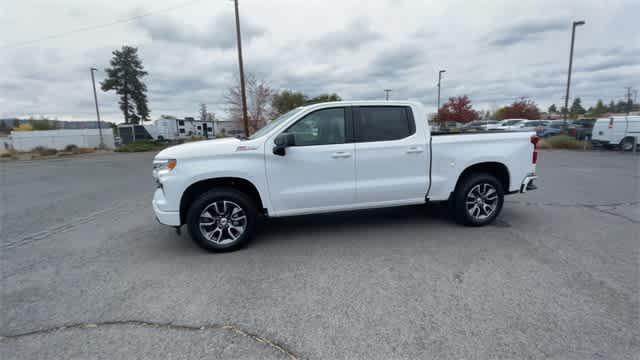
<box><xmin>9</xmin><ymin>129</ymin><xmax>115</xmax><ymax>151</ymax></box>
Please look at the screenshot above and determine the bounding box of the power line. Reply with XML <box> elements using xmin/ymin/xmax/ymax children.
<box><xmin>0</xmin><ymin>0</ymin><xmax>204</xmax><ymax>49</ymax></box>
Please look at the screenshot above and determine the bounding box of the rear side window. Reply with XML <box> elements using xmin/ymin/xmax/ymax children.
<box><xmin>355</xmin><ymin>106</ymin><xmax>415</xmax><ymax>142</ymax></box>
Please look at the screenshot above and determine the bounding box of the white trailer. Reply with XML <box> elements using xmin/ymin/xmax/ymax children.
<box><xmin>151</xmin><ymin>117</ymin><xmax>215</xmax><ymax>140</ymax></box>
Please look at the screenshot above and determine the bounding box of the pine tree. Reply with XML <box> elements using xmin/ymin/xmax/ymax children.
<box><xmin>101</xmin><ymin>46</ymin><xmax>150</xmax><ymax>124</ymax></box>
<box><xmin>592</xmin><ymin>100</ymin><xmax>608</xmax><ymax>116</ymax></box>
<box><xmin>570</xmin><ymin>97</ymin><xmax>586</xmax><ymax>117</ymax></box>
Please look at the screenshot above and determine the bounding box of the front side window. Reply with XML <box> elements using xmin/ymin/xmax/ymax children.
<box><xmin>284</xmin><ymin>108</ymin><xmax>345</xmax><ymax>146</ymax></box>
<box><xmin>356</xmin><ymin>106</ymin><xmax>414</xmax><ymax>142</ymax></box>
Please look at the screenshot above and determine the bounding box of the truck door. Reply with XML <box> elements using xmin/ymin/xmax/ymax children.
<box><xmin>352</xmin><ymin>106</ymin><xmax>429</xmax><ymax>204</ymax></box>
<box><xmin>265</xmin><ymin>107</ymin><xmax>356</xmax><ymax>215</ymax></box>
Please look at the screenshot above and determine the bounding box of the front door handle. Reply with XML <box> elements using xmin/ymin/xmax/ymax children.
<box><xmin>331</xmin><ymin>151</ymin><xmax>352</xmax><ymax>158</ymax></box>
<box><xmin>406</xmin><ymin>147</ymin><xmax>423</xmax><ymax>154</ymax></box>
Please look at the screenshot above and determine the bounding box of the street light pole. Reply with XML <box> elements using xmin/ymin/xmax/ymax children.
<box><xmin>90</xmin><ymin>67</ymin><xmax>105</xmax><ymax>149</ymax></box>
<box><xmin>384</xmin><ymin>89</ymin><xmax>392</xmax><ymax>101</ymax></box>
<box><xmin>232</xmin><ymin>0</ymin><xmax>250</xmax><ymax>137</ymax></box>
<box><xmin>437</xmin><ymin>70</ymin><xmax>446</xmax><ymax>110</ymax></box>
<box><xmin>563</xmin><ymin>20</ymin><xmax>585</xmax><ymax>128</ymax></box>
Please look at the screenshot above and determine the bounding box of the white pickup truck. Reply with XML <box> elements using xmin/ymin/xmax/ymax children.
<box><xmin>152</xmin><ymin>101</ymin><xmax>539</xmax><ymax>252</ymax></box>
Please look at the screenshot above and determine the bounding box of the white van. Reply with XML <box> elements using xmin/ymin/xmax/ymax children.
<box><xmin>591</xmin><ymin>116</ymin><xmax>640</xmax><ymax>150</ymax></box>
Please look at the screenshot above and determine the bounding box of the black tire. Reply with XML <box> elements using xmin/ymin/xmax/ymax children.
<box><xmin>186</xmin><ymin>188</ymin><xmax>257</xmax><ymax>252</ymax></box>
<box><xmin>452</xmin><ymin>173</ymin><xmax>504</xmax><ymax>226</ymax></box>
<box><xmin>620</xmin><ymin>137</ymin><xmax>635</xmax><ymax>151</ymax></box>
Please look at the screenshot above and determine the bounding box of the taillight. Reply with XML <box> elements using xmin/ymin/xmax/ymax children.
<box><xmin>530</xmin><ymin>135</ymin><xmax>540</xmax><ymax>147</ymax></box>
<box><xmin>608</xmin><ymin>118</ymin><xmax>613</xmax><ymax>129</ymax></box>
<box><xmin>531</xmin><ymin>135</ymin><xmax>539</xmax><ymax>164</ymax></box>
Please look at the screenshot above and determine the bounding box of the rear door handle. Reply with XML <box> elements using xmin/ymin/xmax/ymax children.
<box><xmin>331</xmin><ymin>151</ymin><xmax>352</xmax><ymax>158</ymax></box>
<box><xmin>406</xmin><ymin>147</ymin><xmax>423</xmax><ymax>154</ymax></box>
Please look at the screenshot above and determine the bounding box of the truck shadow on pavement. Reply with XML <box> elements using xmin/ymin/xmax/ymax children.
<box><xmin>251</xmin><ymin>203</ymin><xmax>454</xmax><ymax>248</ymax></box>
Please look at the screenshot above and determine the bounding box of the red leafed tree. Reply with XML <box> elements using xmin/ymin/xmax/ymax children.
<box><xmin>435</xmin><ymin>95</ymin><xmax>479</xmax><ymax>123</ymax></box>
<box><xmin>498</xmin><ymin>98</ymin><xmax>541</xmax><ymax>120</ymax></box>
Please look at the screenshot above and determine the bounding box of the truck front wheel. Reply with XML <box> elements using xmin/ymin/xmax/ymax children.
<box><xmin>186</xmin><ymin>188</ymin><xmax>257</xmax><ymax>252</ymax></box>
<box><xmin>453</xmin><ymin>173</ymin><xmax>504</xmax><ymax>226</ymax></box>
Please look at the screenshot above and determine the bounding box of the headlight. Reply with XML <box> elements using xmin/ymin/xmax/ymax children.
<box><xmin>152</xmin><ymin>159</ymin><xmax>177</xmax><ymax>181</ymax></box>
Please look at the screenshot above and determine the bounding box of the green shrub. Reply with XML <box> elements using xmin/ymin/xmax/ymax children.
<box><xmin>543</xmin><ymin>135</ymin><xmax>591</xmax><ymax>150</ymax></box>
<box><xmin>115</xmin><ymin>140</ymin><xmax>165</xmax><ymax>152</ymax></box>
<box><xmin>64</xmin><ymin>144</ymin><xmax>79</xmax><ymax>152</ymax></box>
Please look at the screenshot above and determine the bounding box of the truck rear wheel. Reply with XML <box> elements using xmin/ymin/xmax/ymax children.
<box><xmin>186</xmin><ymin>188</ymin><xmax>257</xmax><ymax>252</ymax></box>
<box><xmin>453</xmin><ymin>173</ymin><xmax>504</xmax><ymax>226</ymax></box>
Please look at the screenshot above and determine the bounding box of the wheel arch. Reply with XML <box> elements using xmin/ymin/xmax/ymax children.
<box><xmin>179</xmin><ymin>177</ymin><xmax>265</xmax><ymax>225</ymax></box>
<box><xmin>452</xmin><ymin>162</ymin><xmax>510</xmax><ymax>197</ymax></box>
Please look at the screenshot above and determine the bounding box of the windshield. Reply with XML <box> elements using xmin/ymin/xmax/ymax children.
<box><xmin>248</xmin><ymin>107</ymin><xmax>303</xmax><ymax>140</ymax></box>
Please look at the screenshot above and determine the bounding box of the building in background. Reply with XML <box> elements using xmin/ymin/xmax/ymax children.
<box><xmin>151</xmin><ymin>116</ymin><xmax>215</xmax><ymax>140</ymax></box>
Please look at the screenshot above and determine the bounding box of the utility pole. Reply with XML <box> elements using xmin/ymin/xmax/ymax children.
<box><xmin>563</xmin><ymin>20</ymin><xmax>585</xmax><ymax>128</ymax></box>
<box><xmin>90</xmin><ymin>67</ymin><xmax>105</xmax><ymax>149</ymax></box>
<box><xmin>384</xmin><ymin>89</ymin><xmax>392</xmax><ymax>101</ymax></box>
<box><xmin>437</xmin><ymin>70</ymin><xmax>446</xmax><ymax>110</ymax></box>
<box><xmin>625</xmin><ymin>86</ymin><xmax>633</xmax><ymax>115</ymax></box>
<box><xmin>233</xmin><ymin>0</ymin><xmax>250</xmax><ymax>137</ymax></box>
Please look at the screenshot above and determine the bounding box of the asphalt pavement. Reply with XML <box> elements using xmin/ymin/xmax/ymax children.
<box><xmin>1</xmin><ymin>149</ymin><xmax>638</xmax><ymax>359</ymax></box>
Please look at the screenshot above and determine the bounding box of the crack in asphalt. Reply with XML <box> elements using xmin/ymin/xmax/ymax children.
<box><xmin>0</xmin><ymin>320</ymin><xmax>300</xmax><ymax>360</ymax></box>
<box><xmin>506</xmin><ymin>200</ymin><xmax>639</xmax><ymax>223</ymax></box>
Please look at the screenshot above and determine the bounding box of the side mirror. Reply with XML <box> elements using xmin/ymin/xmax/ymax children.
<box><xmin>273</xmin><ymin>133</ymin><xmax>295</xmax><ymax>156</ymax></box>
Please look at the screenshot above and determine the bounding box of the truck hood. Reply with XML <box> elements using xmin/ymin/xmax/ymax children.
<box><xmin>155</xmin><ymin>138</ymin><xmax>242</xmax><ymax>159</ymax></box>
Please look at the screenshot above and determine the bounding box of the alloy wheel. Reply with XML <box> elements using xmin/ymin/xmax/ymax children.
<box><xmin>465</xmin><ymin>183</ymin><xmax>498</xmax><ymax>220</ymax></box>
<box><xmin>199</xmin><ymin>200</ymin><xmax>247</xmax><ymax>245</ymax></box>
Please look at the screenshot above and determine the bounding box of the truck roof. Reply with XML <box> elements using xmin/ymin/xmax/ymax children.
<box><xmin>300</xmin><ymin>100</ymin><xmax>423</xmax><ymax>110</ymax></box>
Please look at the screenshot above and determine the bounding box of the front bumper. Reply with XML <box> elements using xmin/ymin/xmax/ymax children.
<box><xmin>520</xmin><ymin>174</ymin><xmax>538</xmax><ymax>193</ymax></box>
<box><xmin>152</xmin><ymin>188</ymin><xmax>181</xmax><ymax>226</ymax></box>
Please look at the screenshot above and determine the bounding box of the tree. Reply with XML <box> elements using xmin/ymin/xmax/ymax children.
<box><xmin>199</xmin><ymin>103</ymin><xmax>208</xmax><ymax>122</ymax></box>
<box><xmin>271</xmin><ymin>90</ymin><xmax>307</xmax><ymax>116</ymax></box>
<box><xmin>225</xmin><ymin>73</ymin><xmax>274</xmax><ymax>133</ymax></box>
<box><xmin>435</xmin><ymin>95</ymin><xmax>479</xmax><ymax>123</ymax></box>
<box><xmin>569</xmin><ymin>97</ymin><xmax>586</xmax><ymax>117</ymax></box>
<box><xmin>496</xmin><ymin>98</ymin><xmax>541</xmax><ymax>120</ymax></box>
<box><xmin>13</xmin><ymin>119</ymin><xmax>20</xmax><ymax>128</ymax></box>
<box><xmin>608</xmin><ymin>100</ymin><xmax>616</xmax><ymax>112</ymax></box>
<box><xmin>29</xmin><ymin>117</ymin><xmax>55</xmax><ymax>130</ymax></box>
<box><xmin>494</xmin><ymin>107</ymin><xmax>508</xmax><ymax>120</ymax></box>
<box><xmin>306</xmin><ymin>93</ymin><xmax>341</xmax><ymax>105</ymax></box>
<box><xmin>614</xmin><ymin>100</ymin><xmax>627</xmax><ymax>113</ymax></box>
<box><xmin>101</xmin><ymin>46</ymin><xmax>150</xmax><ymax>124</ymax></box>
<box><xmin>590</xmin><ymin>100</ymin><xmax>608</xmax><ymax>116</ymax></box>
<box><xmin>548</xmin><ymin>104</ymin><xmax>557</xmax><ymax>113</ymax></box>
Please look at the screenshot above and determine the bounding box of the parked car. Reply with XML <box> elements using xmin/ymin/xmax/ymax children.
<box><xmin>152</xmin><ymin>101</ymin><xmax>539</xmax><ymax>252</ymax></box>
<box><xmin>538</xmin><ymin>121</ymin><xmax>564</xmax><ymax>137</ymax></box>
<box><xmin>496</xmin><ymin>119</ymin><xmax>526</xmax><ymax>131</ymax></box>
<box><xmin>567</xmin><ymin>118</ymin><xmax>595</xmax><ymax>140</ymax></box>
<box><xmin>591</xmin><ymin>116</ymin><xmax>640</xmax><ymax>150</ymax></box>
<box><xmin>462</xmin><ymin>120</ymin><xmax>501</xmax><ymax>131</ymax></box>
<box><xmin>519</xmin><ymin>120</ymin><xmax>550</xmax><ymax>132</ymax></box>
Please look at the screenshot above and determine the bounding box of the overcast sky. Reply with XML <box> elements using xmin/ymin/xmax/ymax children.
<box><xmin>1</xmin><ymin>0</ymin><xmax>639</xmax><ymax>122</ymax></box>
